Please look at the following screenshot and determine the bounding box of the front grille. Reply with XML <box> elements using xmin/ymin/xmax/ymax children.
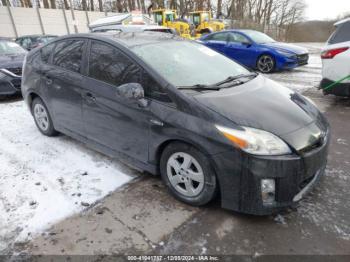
<box><xmin>297</xmin><ymin>54</ymin><xmax>309</xmax><ymax>65</ymax></box>
<box><xmin>6</xmin><ymin>67</ymin><xmax>22</xmax><ymax>76</ymax></box>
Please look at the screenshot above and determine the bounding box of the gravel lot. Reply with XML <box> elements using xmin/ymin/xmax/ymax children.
<box><xmin>0</xmin><ymin>43</ymin><xmax>349</xmax><ymax>257</ymax></box>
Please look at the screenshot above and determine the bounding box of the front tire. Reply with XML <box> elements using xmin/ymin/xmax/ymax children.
<box><xmin>32</xmin><ymin>97</ymin><xmax>58</xmax><ymax>136</ymax></box>
<box><xmin>160</xmin><ymin>142</ymin><xmax>217</xmax><ymax>206</ymax></box>
<box><xmin>257</xmin><ymin>54</ymin><xmax>275</xmax><ymax>73</ymax></box>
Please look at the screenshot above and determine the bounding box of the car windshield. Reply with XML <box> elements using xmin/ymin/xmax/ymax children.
<box><xmin>132</xmin><ymin>41</ymin><xmax>250</xmax><ymax>87</ymax></box>
<box><xmin>243</xmin><ymin>31</ymin><xmax>275</xmax><ymax>44</ymax></box>
<box><xmin>0</xmin><ymin>40</ymin><xmax>26</xmax><ymax>55</ymax></box>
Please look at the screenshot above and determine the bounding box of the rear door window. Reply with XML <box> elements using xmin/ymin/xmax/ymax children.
<box><xmin>88</xmin><ymin>40</ymin><xmax>141</xmax><ymax>86</ymax></box>
<box><xmin>328</xmin><ymin>22</ymin><xmax>350</xmax><ymax>44</ymax></box>
<box><xmin>206</xmin><ymin>32</ymin><xmax>228</xmax><ymax>42</ymax></box>
<box><xmin>88</xmin><ymin>41</ymin><xmax>171</xmax><ymax>103</ymax></box>
<box><xmin>52</xmin><ymin>39</ymin><xmax>85</xmax><ymax>73</ymax></box>
<box><xmin>228</xmin><ymin>33</ymin><xmax>249</xmax><ymax>44</ymax></box>
<box><xmin>41</xmin><ymin>43</ymin><xmax>55</xmax><ymax>63</ymax></box>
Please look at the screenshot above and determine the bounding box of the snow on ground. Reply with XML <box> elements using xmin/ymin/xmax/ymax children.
<box><xmin>0</xmin><ymin>101</ymin><xmax>138</xmax><ymax>252</ymax></box>
<box><xmin>264</xmin><ymin>43</ymin><xmax>324</xmax><ymax>93</ymax></box>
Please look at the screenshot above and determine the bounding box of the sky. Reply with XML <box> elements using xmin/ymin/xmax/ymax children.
<box><xmin>304</xmin><ymin>0</ymin><xmax>350</xmax><ymax>20</ymax></box>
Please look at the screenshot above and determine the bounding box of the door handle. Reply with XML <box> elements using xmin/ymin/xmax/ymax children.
<box><xmin>150</xmin><ymin>119</ymin><xmax>164</xmax><ymax>126</ymax></box>
<box><xmin>43</xmin><ymin>74</ymin><xmax>53</xmax><ymax>85</ymax></box>
<box><xmin>46</xmin><ymin>78</ymin><xmax>53</xmax><ymax>85</ymax></box>
<box><xmin>84</xmin><ymin>92</ymin><xmax>96</xmax><ymax>103</ymax></box>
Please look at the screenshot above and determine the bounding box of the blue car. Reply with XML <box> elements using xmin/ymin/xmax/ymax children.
<box><xmin>199</xmin><ymin>29</ymin><xmax>309</xmax><ymax>73</ymax></box>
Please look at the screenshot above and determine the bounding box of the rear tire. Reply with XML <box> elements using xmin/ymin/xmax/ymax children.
<box><xmin>160</xmin><ymin>142</ymin><xmax>217</xmax><ymax>206</ymax></box>
<box><xmin>32</xmin><ymin>97</ymin><xmax>58</xmax><ymax>136</ymax></box>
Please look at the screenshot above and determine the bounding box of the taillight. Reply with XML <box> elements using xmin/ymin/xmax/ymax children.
<box><xmin>321</xmin><ymin>47</ymin><xmax>349</xmax><ymax>59</ymax></box>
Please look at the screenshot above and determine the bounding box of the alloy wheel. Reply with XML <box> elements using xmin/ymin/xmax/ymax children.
<box><xmin>166</xmin><ymin>152</ymin><xmax>205</xmax><ymax>197</ymax></box>
<box><xmin>257</xmin><ymin>55</ymin><xmax>275</xmax><ymax>73</ymax></box>
<box><xmin>34</xmin><ymin>103</ymin><xmax>49</xmax><ymax>132</ymax></box>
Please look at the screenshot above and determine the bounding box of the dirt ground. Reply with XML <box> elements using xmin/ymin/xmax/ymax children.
<box><xmin>1</xmin><ymin>43</ymin><xmax>349</xmax><ymax>259</ymax></box>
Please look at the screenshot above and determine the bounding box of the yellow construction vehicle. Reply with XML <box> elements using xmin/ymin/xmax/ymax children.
<box><xmin>189</xmin><ymin>11</ymin><xmax>225</xmax><ymax>38</ymax></box>
<box><xmin>151</xmin><ymin>9</ymin><xmax>192</xmax><ymax>39</ymax></box>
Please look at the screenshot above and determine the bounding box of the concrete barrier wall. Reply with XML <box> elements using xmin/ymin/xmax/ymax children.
<box><xmin>0</xmin><ymin>7</ymin><xmax>112</xmax><ymax>38</ymax></box>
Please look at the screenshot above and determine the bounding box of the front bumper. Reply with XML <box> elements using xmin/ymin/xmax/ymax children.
<box><xmin>278</xmin><ymin>54</ymin><xmax>309</xmax><ymax>70</ymax></box>
<box><xmin>320</xmin><ymin>78</ymin><xmax>350</xmax><ymax>97</ymax></box>
<box><xmin>212</xmin><ymin>130</ymin><xmax>330</xmax><ymax>215</ymax></box>
<box><xmin>0</xmin><ymin>69</ymin><xmax>22</xmax><ymax>96</ymax></box>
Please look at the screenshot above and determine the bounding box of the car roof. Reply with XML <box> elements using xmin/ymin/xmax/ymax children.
<box><xmin>52</xmin><ymin>32</ymin><xmax>183</xmax><ymax>48</ymax></box>
<box><xmin>92</xmin><ymin>24</ymin><xmax>170</xmax><ymax>32</ymax></box>
<box><xmin>17</xmin><ymin>34</ymin><xmax>57</xmax><ymax>39</ymax></box>
<box><xmin>89</xmin><ymin>13</ymin><xmax>153</xmax><ymax>28</ymax></box>
<box><xmin>334</xmin><ymin>17</ymin><xmax>350</xmax><ymax>26</ymax></box>
<box><xmin>206</xmin><ymin>29</ymin><xmax>258</xmax><ymax>35</ymax></box>
<box><xmin>0</xmin><ymin>37</ymin><xmax>14</xmax><ymax>41</ymax></box>
<box><xmin>226</xmin><ymin>29</ymin><xmax>257</xmax><ymax>33</ymax></box>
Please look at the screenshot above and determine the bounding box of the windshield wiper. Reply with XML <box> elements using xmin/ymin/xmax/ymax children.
<box><xmin>178</xmin><ymin>84</ymin><xmax>221</xmax><ymax>91</ymax></box>
<box><xmin>178</xmin><ymin>72</ymin><xmax>258</xmax><ymax>91</ymax></box>
<box><xmin>214</xmin><ymin>72</ymin><xmax>258</xmax><ymax>87</ymax></box>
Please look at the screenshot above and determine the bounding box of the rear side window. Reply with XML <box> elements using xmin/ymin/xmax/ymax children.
<box><xmin>329</xmin><ymin>22</ymin><xmax>350</xmax><ymax>44</ymax></box>
<box><xmin>52</xmin><ymin>40</ymin><xmax>85</xmax><ymax>73</ymax></box>
<box><xmin>22</xmin><ymin>38</ymin><xmax>32</xmax><ymax>49</ymax></box>
<box><xmin>88</xmin><ymin>41</ymin><xmax>141</xmax><ymax>86</ymax></box>
<box><xmin>206</xmin><ymin>32</ymin><xmax>228</xmax><ymax>41</ymax></box>
<box><xmin>228</xmin><ymin>33</ymin><xmax>249</xmax><ymax>44</ymax></box>
<box><xmin>41</xmin><ymin>43</ymin><xmax>55</xmax><ymax>63</ymax></box>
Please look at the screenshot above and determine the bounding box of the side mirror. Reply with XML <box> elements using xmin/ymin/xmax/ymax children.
<box><xmin>242</xmin><ymin>41</ymin><xmax>252</xmax><ymax>47</ymax></box>
<box><xmin>116</xmin><ymin>82</ymin><xmax>148</xmax><ymax>107</ymax></box>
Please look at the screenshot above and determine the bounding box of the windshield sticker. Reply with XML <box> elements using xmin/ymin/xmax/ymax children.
<box><xmin>198</xmin><ymin>46</ymin><xmax>217</xmax><ymax>57</ymax></box>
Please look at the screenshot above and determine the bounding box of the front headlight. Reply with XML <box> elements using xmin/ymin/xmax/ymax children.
<box><xmin>216</xmin><ymin>125</ymin><xmax>291</xmax><ymax>155</ymax></box>
<box><xmin>276</xmin><ymin>49</ymin><xmax>295</xmax><ymax>58</ymax></box>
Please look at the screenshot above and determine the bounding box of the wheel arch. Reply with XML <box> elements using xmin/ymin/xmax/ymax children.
<box><xmin>155</xmin><ymin>139</ymin><xmax>207</xmax><ymax>164</ymax></box>
<box><xmin>155</xmin><ymin>138</ymin><xmax>222</xmax><ymax>201</ymax></box>
<box><xmin>27</xmin><ymin>92</ymin><xmax>41</xmax><ymax>114</ymax></box>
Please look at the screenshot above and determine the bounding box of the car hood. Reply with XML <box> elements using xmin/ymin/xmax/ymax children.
<box><xmin>0</xmin><ymin>53</ymin><xmax>26</xmax><ymax>69</ymax></box>
<box><xmin>194</xmin><ymin>75</ymin><xmax>327</xmax><ymax>151</ymax></box>
<box><xmin>261</xmin><ymin>42</ymin><xmax>308</xmax><ymax>55</ymax></box>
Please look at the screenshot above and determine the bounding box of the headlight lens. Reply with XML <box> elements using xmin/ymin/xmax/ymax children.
<box><xmin>216</xmin><ymin>125</ymin><xmax>291</xmax><ymax>155</ymax></box>
<box><xmin>276</xmin><ymin>49</ymin><xmax>295</xmax><ymax>58</ymax></box>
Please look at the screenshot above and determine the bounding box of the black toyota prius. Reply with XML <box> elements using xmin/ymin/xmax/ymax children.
<box><xmin>22</xmin><ymin>32</ymin><xmax>330</xmax><ymax>215</ymax></box>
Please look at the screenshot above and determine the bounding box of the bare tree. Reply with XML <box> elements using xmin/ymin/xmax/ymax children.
<box><xmin>63</xmin><ymin>0</ymin><xmax>69</xmax><ymax>9</ymax></box>
<box><xmin>217</xmin><ymin>0</ymin><xmax>222</xmax><ymax>18</ymax></box>
<box><xmin>49</xmin><ymin>0</ymin><xmax>56</xmax><ymax>8</ymax></box>
<box><xmin>90</xmin><ymin>0</ymin><xmax>94</xmax><ymax>11</ymax></box>
<box><xmin>140</xmin><ymin>0</ymin><xmax>146</xmax><ymax>13</ymax></box>
<box><xmin>42</xmin><ymin>0</ymin><xmax>49</xmax><ymax>8</ymax></box>
<box><xmin>98</xmin><ymin>0</ymin><xmax>102</xmax><ymax>11</ymax></box>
